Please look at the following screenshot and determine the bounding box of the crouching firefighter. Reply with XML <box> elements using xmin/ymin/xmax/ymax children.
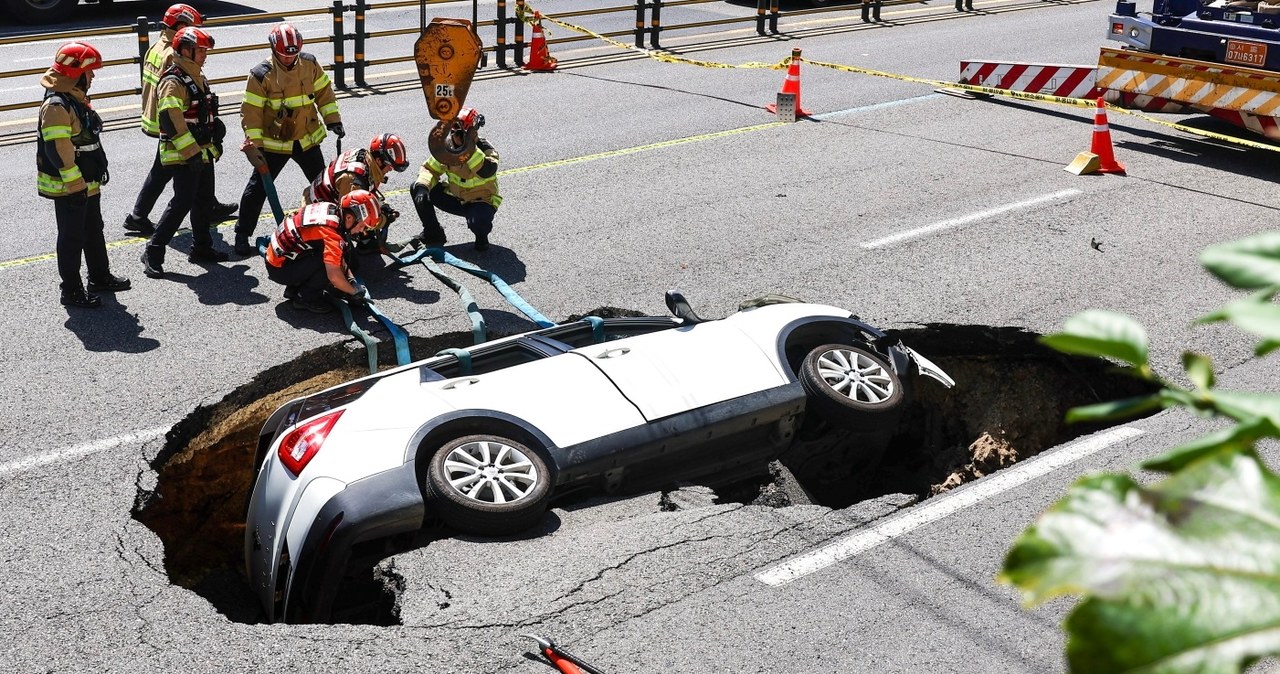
<box><xmin>38</xmin><ymin>41</ymin><xmax>131</xmax><ymax>308</ymax></box>
<box><xmin>264</xmin><ymin>189</ymin><xmax>382</xmax><ymax>314</ymax></box>
<box><xmin>141</xmin><ymin>26</ymin><xmax>230</xmax><ymax>279</ymax></box>
<box><xmin>303</xmin><ymin>133</ymin><xmax>409</xmax><ymax>253</ymax></box>
<box><xmin>413</xmin><ymin>107</ymin><xmax>500</xmax><ymax>251</ymax></box>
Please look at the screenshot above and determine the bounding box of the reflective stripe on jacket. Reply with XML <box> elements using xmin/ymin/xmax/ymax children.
<box><xmin>36</xmin><ymin>72</ymin><xmax>100</xmax><ymax>199</ymax></box>
<box><xmin>157</xmin><ymin>55</ymin><xmax>218</xmax><ymax>166</ymax></box>
<box><xmin>241</xmin><ymin>53</ymin><xmax>340</xmax><ymax>154</ymax></box>
<box><xmin>417</xmin><ymin>139</ymin><xmax>502</xmax><ymax>209</ymax></box>
<box><xmin>139</xmin><ymin>28</ymin><xmax>176</xmax><ymax>137</ymax></box>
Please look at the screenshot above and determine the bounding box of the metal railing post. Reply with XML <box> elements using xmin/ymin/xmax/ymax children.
<box><xmin>649</xmin><ymin>0</ymin><xmax>661</xmax><ymax>49</ymax></box>
<box><xmin>495</xmin><ymin>0</ymin><xmax>507</xmax><ymax>68</ymax></box>
<box><xmin>637</xmin><ymin>0</ymin><xmax>647</xmax><ymax>47</ymax></box>
<box><xmin>514</xmin><ymin>0</ymin><xmax>526</xmax><ymax>67</ymax></box>
<box><xmin>965</xmin><ymin>0</ymin><xmax>974</xmax><ymax>9</ymax></box>
<box><xmin>134</xmin><ymin>16</ymin><xmax>150</xmax><ymax>87</ymax></box>
<box><xmin>755</xmin><ymin>0</ymin><xmax>765</xmax><ymax>36</ymax></box>
<box><xmin>354</xmin><ymin>0</ymin><xmax>367</xmax><ymax>86</ymax></box>
<box><xmin>872</xmin><ymin>0</ymin><xmax>882</xmax><ymax>21</ymax></box>
<box><xmin>331</xmin><ymin>0</ymin><xmax>346</xmax><ymax>89</ymax></box>
<box><xmin>861</xmin><ymin>0</ymin><xmax>872</xmax><ymax>22</ymax></box>
<box><xmin>473</xmin><ymin>0</ymin><xmax>486</xmax><ymax>68</ymax></box>
<box><xmin>769</xmin><ymin>0</ymin><xmax>780</xmax><ymax>34</ymax></box>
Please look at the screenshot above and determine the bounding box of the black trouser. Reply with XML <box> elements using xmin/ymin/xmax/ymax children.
<box><xmin>54</xmin><ymin>192</ymin><xmax>110</xmax><ymax>292</ymax></box>
<box><xmin>235</xmin><ymin>142</ymin><xmax>326</xmax><ymax>239</ymax></box>
<box><xmin>129</xmin><ymin>146</ymin><xmax>172</xmax><ymax>221</ymax></box>
<box><xmin>149</xmin><ymin>159</ymin><xmax>214</xmax><ymax>259</ymax></box>
<box><xmin>411</xmin><ymin>183</ymin><xmax>496</xmax><ymax>237</ymax></box>
<box><xmin>265</xmin><ymin>251</ymin><xmax>329</xmax><ymax>303</ymax></box>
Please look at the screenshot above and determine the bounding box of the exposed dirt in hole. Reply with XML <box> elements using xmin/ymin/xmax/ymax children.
<box><xmin>133</xmin><ymin>318</ymin><xmax>1157</xmax><ymax>625</ymax></box>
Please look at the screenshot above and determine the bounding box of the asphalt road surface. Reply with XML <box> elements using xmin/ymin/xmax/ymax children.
<box><xmin>2</xmin><ymin>0</ymin><xmax>1278</xmax><ymax>672</ymax></box>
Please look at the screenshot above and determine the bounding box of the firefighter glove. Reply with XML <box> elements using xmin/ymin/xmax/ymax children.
<box><xmin>327</xmin><ymin>122</ymin><xmax>345</xmax><ymax>139</ymax></box>
<box><xmin>380</xmin><ymin>203</ymin><xmax>399</xmax><ymax>225</ymax></box>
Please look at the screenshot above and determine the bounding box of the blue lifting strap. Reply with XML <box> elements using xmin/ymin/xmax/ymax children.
<box><xmin>582</xmin><ymin>315</ymin><xmax>605</xmax><ymax>343</ymax></box>
<box><xmin>363</xmin><ymin>297</ymin><xmax>412</xmax><ymax>366</ymax></box>
<box><xmin>421</xmin><ymin>256</ymin><xmax>487</xmax><ymax>344</ymax></box>
<box><xmin>435</xmin><ymin>347</ymin><xmax>473</xmax><ymax>375</ymax></box>
<box><xmin>333</xmin><ymin>297</ymin><xmax>380</xmax><ymax>374</ymax></box>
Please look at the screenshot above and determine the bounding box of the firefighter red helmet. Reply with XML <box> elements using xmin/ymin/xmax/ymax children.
<box><xmin>369</xmin><ymin>133</ymin><xmax>409</xmax><ymax>173</ymax></box>
<box><xmin>454</xmin><ymin>107</ymin><xmax>485</xmax><ymax>132</ymax></box>
<box><xmin>51</xmin><ymin>42</ymin><xmax>104</xmax><ymax>79</ymax></box>
<box><xmin>161</xmin><ymin>3</ymin><xmax>203</xmax><ymax>28</ymax></box>
<box><xmin>172</xmin><ymin>26</ymin><xmax>215</xmax><ymax>52</ymax></box>
<box><xmin>268</xmin><ymin>23</ymin><xmax>303</xmax><ymax>56</ymax></box>
<box><xmin>341</xmin><ymin>190</ymin><xmax>382</xmax><ymax>230</ymax></box>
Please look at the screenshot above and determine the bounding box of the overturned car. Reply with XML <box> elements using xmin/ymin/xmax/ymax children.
<box><xmin>244</xmin><ymin>292</ymin><xmax>954</xmax><ymax>622</ymax></box>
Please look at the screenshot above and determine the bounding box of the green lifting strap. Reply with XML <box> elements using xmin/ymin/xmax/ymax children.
<box><xmin>434</xmin><ymin>348</ymin><xmax>473</xmax><ymax>375</ymax></box>
<box><xmin>333</xmin><ymin>296</ymin><xmax>381</xmax><ymax>374</ymax></box>
<box><xmin>421</xmin><ymin>256</ymin><xmax>487</xmax><ymax>344</ymax></box>
<box><xmin>363</xmin><ymin>297</ymin><xmax>412</xmax><ymax>366</ymax></box>
<box><xmin>437</xmin><ymin>251</ymin><xmax>556</xmax><ymax>328</ymax></box>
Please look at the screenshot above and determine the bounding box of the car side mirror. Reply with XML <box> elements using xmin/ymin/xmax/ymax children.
<box><xmin>665</xmin><ymin>289</ymin><xmax>705</xmax><ymax>324</ymax></box>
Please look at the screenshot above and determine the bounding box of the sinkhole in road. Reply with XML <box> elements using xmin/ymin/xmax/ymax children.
<box><xmin>132</xmin><ymin>314</ymin><xmax>1158</xmax><ymax>626</ymax></box>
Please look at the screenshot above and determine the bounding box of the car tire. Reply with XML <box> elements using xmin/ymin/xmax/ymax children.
<box><xmin>800</xmin><ymin>343</ymin><xmax>904</xmax><ymax>428</ymax></box>
<box><xmin>425</xmin><ymin>434</ymin><xmax>552</xmax><ymax>536</ymax></box>
<box><xmin>3</xmin><ymin>0</ymin><xmax>77</xmax><ymax>24</ymax></box>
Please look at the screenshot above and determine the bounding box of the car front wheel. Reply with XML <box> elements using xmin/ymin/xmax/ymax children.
<box><xmin>425</xmin><ymin>434</ymin><xmax>552</xmax><ymax>536</ymax></box>
<box><xmin>800</xmin><ymin>343</ymin><xmax>904</xmax><ymax>428</ymax></box>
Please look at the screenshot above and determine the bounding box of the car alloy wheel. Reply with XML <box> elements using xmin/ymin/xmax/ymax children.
<box><xmin>425</xmin><ymin>434</ymin><xmax>553</xmax><ymax>536</ymax></box>
<box><xmin>800</xmin><ymin>343</ymin><xmax>904</xmax><ymax>428</ymax></box>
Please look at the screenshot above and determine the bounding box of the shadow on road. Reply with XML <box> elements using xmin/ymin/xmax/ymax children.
<box><xmin>63</xmin><ymin>298</ymin><xmax>161</xmax><ymax>353</ymax></box>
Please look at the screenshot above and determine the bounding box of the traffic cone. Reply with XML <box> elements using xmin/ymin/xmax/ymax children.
<box><xmin>525</xmin><ymin>11</ymin><xmax>557</xmax><ymax>72</ymax></box>
<box><xmin>1087</xmin><ymin>97</ymin><xmax>1125</xmax><ymax>175</ymax></box>
<box><xmin>765</xmin><ymin>48</ymin><xmax>811</xmax><ymax>117</ymax></box>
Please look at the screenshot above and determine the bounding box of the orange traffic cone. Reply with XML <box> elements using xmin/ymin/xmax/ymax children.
<box><xmin>1089</xmin><ymin>97</ymin><xmax>1125</xmax><ymax>174</ymax></box>
<box><xmin>525</xmin><ymin>11</ymin><xmax>557</xmax><ymax>72</ymax></box>
<box><xmin>765</xmin><ymin>48</ymin><xmax>811</xmax><ymax>117</ymax></box>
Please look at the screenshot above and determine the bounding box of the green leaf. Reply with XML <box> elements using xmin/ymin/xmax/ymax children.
<box><xmin>1210</xmin><ymin>391</ymin><xmax>1280</xmax><ymax>426</ymax></box>
<box><xmin>1140</xmin><ymin>418</ymin><xmax>1274</xmax><ymax>472</ymax></box>
<box><xmin>1040</xmin><ymin>310</ymin><xmax>1150</xmax><ymax>369</ymax></box>
<box><xmin>1258</xmin><ymin>340</ymin><xmax>1280</xmax><ymax>357</ymax></box>
<box><xmin>1000</xmin><ymin>452</ymin><xmax>1280</xmax><ymax>673</ymax></box>
<box><xmin>1182</xmin><ymin>352</ymin><xmax>1215</xmax><ymax>391</ymax></box>
<box><xmin>1200</xmin><ymin>233</ymin><xmax>1280</xmax><ymax>289</ymax></box>
<box><xmin>1066</xmin><ymin>394</ymin><xmax>1165</xmax><ymax>424</ymax></box>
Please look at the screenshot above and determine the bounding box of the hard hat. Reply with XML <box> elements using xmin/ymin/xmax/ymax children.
<box><xmin>51</xmin><ymin>42</ymin><xmax>104</xmax><ymax>79</ymax></box>
<box><xmin>369</xmin><ymin>133</ymin><xmax>409</xmax><ymax>172</ymax></box>
<box><xmin>161</xmin><ymin>3</ymin><xmax>203</xmax><ymax>28</ymax></box>
<box><xmin>269</xmin><ymin>23</ymin><xmax>303</xmax><ymax>56</ymax></box>
<box><xmin>454</xmin><ymin>107</ymin><xmax>485</xmax><ymax>132</ymax></box>
<box><xmin>341</xmin><ymin>190</ymin><xmax>382</xmax><ymax>230</ymax></box>
<box><xmin>172</xmin><ymin>26</ymin><xmax>215</xmax><ymax>51</ymax></box>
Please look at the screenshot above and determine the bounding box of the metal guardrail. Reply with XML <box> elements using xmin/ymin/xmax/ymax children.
<box><xmin>0</xmin><ymin>0</ymin><xmax>1006</xmax><ymax>119</ymax></box>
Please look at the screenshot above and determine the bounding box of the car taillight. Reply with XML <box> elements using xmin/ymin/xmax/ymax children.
<box><xmin>1112</xmin><ymin>22</ymin><xmax>1124</xmax><ymax>34</ymax></box>
<box><xmin>277</xmin><ymin>409</ymin><xmax>344</xmax><ymax>476</ymax></box>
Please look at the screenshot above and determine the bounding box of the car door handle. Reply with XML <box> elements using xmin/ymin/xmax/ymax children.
<box><xmin>596</xmin><ymin>347</ymin><xmax>630</xmax><ymax>359</ymax></box>
<box><xmin>441</xmin><ymin>377</ymin><xmax>481</xmax><ymax>390</ymax></box>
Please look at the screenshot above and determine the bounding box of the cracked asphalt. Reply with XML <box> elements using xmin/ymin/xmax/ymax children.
<box><xmin>3</xmin><ymin>0</ymin><xmax>1279</xmax><ymax>671</ymax></box>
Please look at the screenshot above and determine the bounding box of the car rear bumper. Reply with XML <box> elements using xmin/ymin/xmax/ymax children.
<box><xmin>248</xmin><ymin>462</ymin><xmax>425</xmax><ymax>623</ymax></box>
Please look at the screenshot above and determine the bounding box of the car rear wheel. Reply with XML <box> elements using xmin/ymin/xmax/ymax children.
<box><xmin>800</xmin><ymin>343</ymin><xmax>904</xmax><ymax>428</ymax></box>
<box><xmin>425</xmin><ymin>434</ymin><xmax>552</xmax><ymax>536</ymax></box>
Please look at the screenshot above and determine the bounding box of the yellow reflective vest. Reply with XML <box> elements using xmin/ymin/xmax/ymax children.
<box><xmin>241</xmin><ymin>53</ymin><xmax>340</xmax><ymax>155</ymax></box>
<box><xmin>416</xmin><ymin>139</ymin><xmax>502</xmax><ymax>209</ymax></box>
<box><xmin>156</xmin><ymin>54</ymin><xmax>219</xmax><ymax>166</ymax></box>
<box><xmin>36</xmin><ymin>70</ymin><xmax>99</xmax><ymax>199</ymax></box>
<box><xmin>139</xmin><ymin>27</ymin><xmax>176</xmax><ymax>138</ymax></box>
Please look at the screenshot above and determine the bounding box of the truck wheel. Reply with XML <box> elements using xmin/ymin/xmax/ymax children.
<box><xmin>4</xmin><ymin>0</ymin><xmax>78</xmax><ymax>24</ymax></box>
<box><xmin>425</xmin><ymin>434</ymin><xmax>552</xmax><ymax>536</ymax></box>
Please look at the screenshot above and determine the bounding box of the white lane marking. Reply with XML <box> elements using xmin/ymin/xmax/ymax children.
<box><xmin>754</xmin><ymin>426</ymin><xmax>1146</xmax><ymax>587</ymax></box>
<box><xmin>860</xmin><ymin>188</ymin><xmax>1083</xmax><ymax>249</ymax></box>
<box><xmin>0</xmin><ymin>427</ymin><xmax>168</xmax><ymax>478</ymax></box>
<box><xmin>813</xmin><ymin>93</ymin><xmax>945</xmax><ymax>119</ymax></box>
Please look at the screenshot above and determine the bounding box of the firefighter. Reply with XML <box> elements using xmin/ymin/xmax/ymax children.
<box><xmin>263</xmin><ymin>189</ymin><xmax>382</xmax><ymax>314</ymax></box>
<box><xmin>140</xmin><ymin>26</ymin><xmax>231</xmax><ymax>279</ymax></box>
<box><xmin>234</xmin><ymin>22</ymin><xmax>344</xmax><ymax>257</ymax></box>
<box><xmin>38</xmin><ymin>42</ymin><xmax>131</xmax><ymax>308</ymax></box>
<box><xmin>303</xmin><ymin>133</ymin><xmax>409</xmax><ymax>252</ymax></box>
<box><xmin>124</xmin><ymin>3</ymin><xmax>237</xmax><ymax>238</ymax></box>
<box><xmin>412</xmin><ymin>107</ymin><xmax>501</xmax><ymax>251</ymax></box>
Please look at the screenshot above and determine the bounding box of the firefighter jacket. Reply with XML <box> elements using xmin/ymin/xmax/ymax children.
<box><xmin>415</xmin><ymin>138</ymin><xmax>502</xmax><ymax>209</ymax></box>
<box><xmin>265</xmin><ymin>202</ymin><xmax>351</xmax><ymax>270</ymax></box>
<box><xmin>241</xmin><ymin>53</ymin><xmax>340</xmax><ymax>155</ymax></box>
<box><xmin>304</xmin><ymin>148</ymin><xmax>386</xmax><ymax>206</ymax></box>
<box><xmin>157</xmin><ymin>54</ymin><xmax>222</xmax><ymax>166</ymax></box>
<box><xmin>139</xmin><ymin>27</ymin><xmax>177</xmax><ymax>137</ymax></box>
<box><xmin>36</xmin><ymin>69</ymin><xmax>107</xmax><ymax>199</ymax></box>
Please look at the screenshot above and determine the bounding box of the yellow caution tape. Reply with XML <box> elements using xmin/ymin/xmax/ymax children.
<box><xmin>530</xmin><ymin>4</ymin><xmax>1280</xmax><ymax>153</ymax></box>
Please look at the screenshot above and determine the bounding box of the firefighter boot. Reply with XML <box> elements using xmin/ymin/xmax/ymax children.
<box><xmin>141</xmin><ymin>245</ymin><xmax>166</xmax><ymax>279</ymax></box>
<box><xmin>188</xmin><ymin>246</ymin><xmax>230</xmax><ymax>264</ymax></box>
<box><xmin>233</xmin><ymin>233</ymin><xmax>253</xmax><ymax>257</ymax></box>
<box><xmin>421</xmin><ymin>224</ymin><xmax>447</xmax><ymax>247</ymax></box>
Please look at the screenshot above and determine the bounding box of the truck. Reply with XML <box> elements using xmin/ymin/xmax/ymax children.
<box><xmin>960</xmin><ymin>0</ymin><xmax>1280</xmax><ymax>140</ymax></box>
